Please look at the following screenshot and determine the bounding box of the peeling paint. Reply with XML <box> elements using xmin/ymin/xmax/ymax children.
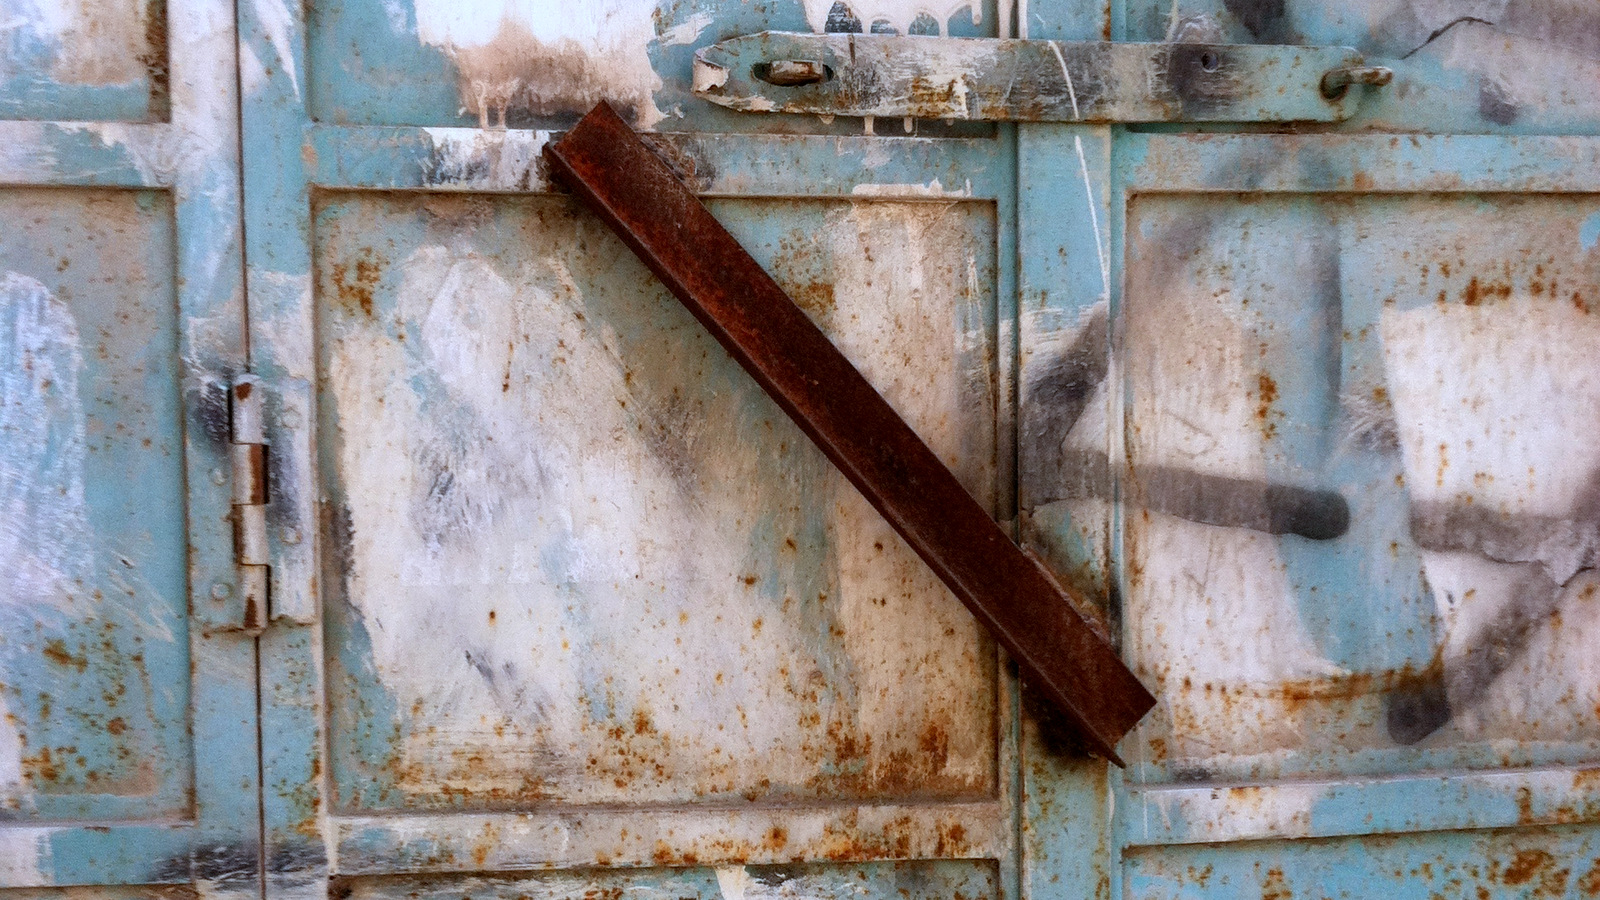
<box><xmin>410</xmin><ymin>0</ymin><xmax>665</xmax><ymax>128</ymax></box>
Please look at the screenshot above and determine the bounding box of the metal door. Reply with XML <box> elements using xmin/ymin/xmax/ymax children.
<box><xmin>0</xmin><ymin>0</ymin><xmax>260</xmax><ymax>895</ymax></box>
<box><xmin>234</xmin><ymin>0</ymin><xmax>1600</xmax><ymax>898</ymax></box>
<box><xmin>1074</xmin><ymin>3</ymin><xmax>1600</xmax><ymax>898</ymax></box>
<box><xmin>244</xmin><ymin>1</ymin><xmax>1026</xmax><ymax>898</ymax></box>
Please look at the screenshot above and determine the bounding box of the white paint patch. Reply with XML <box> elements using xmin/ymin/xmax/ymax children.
<box><xmin>716</xmin><ymin>866</ymin><xmax>753</xmax><ymax>900</ymax></box>
<box><xmin>421</xmin><ymin>127</ymin><xmax>551</xmax><ymax>189</ymax></box>
<box><xmin>0</xmin><ymin>272</ymin><xmax>90</xmax><ymax>608</ymax></box>
<box><xmin>1384</xmin><ymin>295</ymin><xmax>1600</xmax><ymax>732</ymax></box>
<box><xmin>247</xmin><ymin>0</ymin><xmax>301</xmax><ymax>98</ymax></box>
<box><xmin>0</xmin><ymin>826</ymin><xmax>45</xmax><ymax>882</ymax></box>
<box><xmin>659</xmin><ymin>11</ymin><xmax>714</xmax><ymax>46</ymax></box>
<box><xmin>1123</xmin><ymin>264</ymin><xmax>1342</xmax><ymax>767</ymax></box>
<box><xmin>410</xmin><ymin>0</ymin><xmax>664</xmax><ymax>128</ymax></box>
<box><xmin>1383</xmin><ymin>297</ymin><xmax>1600</xmax><ymax>526</ymax></box>
<box><xmin>850</xmin><ymin>177</ymin><xmax>972</xmax><ymax>197</ymax></box>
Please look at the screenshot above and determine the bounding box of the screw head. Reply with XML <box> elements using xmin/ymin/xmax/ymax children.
<box><xmin>211</xmin><ymin>581</ymin><xmax>233</xmax><ymax>601</ymax></box>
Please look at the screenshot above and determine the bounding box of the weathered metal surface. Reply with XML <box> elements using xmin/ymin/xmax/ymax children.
<box><xmin>1126</xmin><ymin>0</ymin><xmax>1600</xmax><ymax>134</ymax></box>
<box><xmin>334</xmin><ymin>804</ymin><xmax>1002</xmax><ymax>873</ymax></box>
<box><xmin>693</xmin><ymin>33</ymin><xmax>1370</xmax><ymax>122</ymax></box>
<box><xmin>332</xmin><ymin>860</ymin><xmax>998</xmax><ymax>900</ymax></box>
<box><xmin>0</xmin><ymin>0</ymin><xmax>169</xmax><ymax>123</ymax></box>
<box><xmin>545</xmin><ymin>101</ymin><xmax>1153</xmax><ymax>763</ymax></box>
<box><xmin>1117</xmin><ymin>192</ymin><xmax>1600</xmax><ymax>784</ymax></box>
<box><xmin>315</xmin><ymin>187</ymin><xmax>1002</xmax><ymax>808</ymax></box>
<box><xmin>1126</xmin><ymin>825</ymin><xmax>1600</xmax><ymax>899</ymax></box>
<box><xmin>0</xmin><ymin>189</ymin><xmax>188</xmax><ymax>820</ymax></box>
<box><xmin>303</xmin><ymin>0</ymin><xmax>1001</xmax><ymax>135</ymax></box>
<box><xmin>0</xmin><ymin>0</ymin><xmax>256</xmax><ymax>892</ymax></box>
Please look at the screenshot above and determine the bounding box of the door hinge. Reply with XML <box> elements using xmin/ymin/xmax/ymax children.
<box><xmin>693</xmin><ymin>33</ymin><xmax>1393</xmax><ymax>124</ymax></box>
<box><xmin>230</xmin><ymin>375</ymin><xmax>270</xmax><ymax>634</ymax></box>
<box><xmin>216</xmin><ymin>374</ymin><xmax>317</xmax><ymax>634</ymax></box>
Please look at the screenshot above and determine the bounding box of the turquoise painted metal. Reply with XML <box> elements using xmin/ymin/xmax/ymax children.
<box><xmin>0</xmin><ymin>0</ymin><xmax>257</xmax><ymax>894</ymax></box>
<box><xmin>8</xmin><ymin>0</ymin><xmax>1600</xmax><ymax>897</ymax></box>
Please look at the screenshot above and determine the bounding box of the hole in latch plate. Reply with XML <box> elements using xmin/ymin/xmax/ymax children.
<box><xmin>754</xmin><ymin>60</ymin><xmax>834</xmax><ymax>87</ymax></box>
<box><xmin>1198</xmin><ymin>50</ymin><xmax>1220</xmax><ymax>72</ymax></box>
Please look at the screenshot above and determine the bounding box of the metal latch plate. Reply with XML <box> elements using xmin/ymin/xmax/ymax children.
<box><xmin>695</xmin><ymin>33</ymin><xmax>1377</xmax><ymax>123</ymax></box>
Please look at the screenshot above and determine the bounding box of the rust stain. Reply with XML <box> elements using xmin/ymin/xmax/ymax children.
<box><xmin>41</xmin><ymin>639</ymin><xmax>88</xmax><ymax>672</ymax></box>
<box><xmin>1255</xmin><ymin>371</ymin><xmax>1279</xmax><ymax>438</ymax></box>
<box><xmin>137</xmin><ymin>0</ymin><xmax>169</xmax><ymax>119</ymax></box>
<box><xmin>330</xmin><ymin>247</ymin><xmax>385</xmax><ymax>317</ymax></box>
<box><xmin>1260</xmin><ymin>865</ymin><xmax>1291</xmax><ymax>900</ymax></box>
<box><xmin>1579</xmin><ymin>859</ymin><xmax>1600</xmax><ymax>896</ymax></box>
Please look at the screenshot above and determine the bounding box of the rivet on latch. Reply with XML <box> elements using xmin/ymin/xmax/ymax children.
<box><xmin>1321</xmin><ymin>65</ymin><xmax>1394</xmax><ymax>99</ymax></box>
<box><xmin>755</xmin><ymin>59</ymin><xmax>831</xmax><ymax>86</ymax></box>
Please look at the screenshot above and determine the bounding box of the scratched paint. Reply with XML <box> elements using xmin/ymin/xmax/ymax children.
<box><xmin>315</xmin><ymin>193</ymin><xmax>999</xmax><ymax>810</ymax></box>
<box><xmin>1115</xmin><ymin>193</ymin><xmax>1600</xmax><ymax>784</ymax></box>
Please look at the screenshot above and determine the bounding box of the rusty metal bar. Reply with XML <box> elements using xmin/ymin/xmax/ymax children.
<box><xmin>544</xmin><ymin>101</ymin><xmax>1154</xmax><ymax>764</ymax></box>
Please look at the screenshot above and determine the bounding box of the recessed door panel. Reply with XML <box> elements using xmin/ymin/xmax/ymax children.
<box><xmin>1121</xmin><ymin>193</ymin><xmax>1600</xmax><ymax>783</ymax></box>
<box><xmin>313</xmin><ymin>193</ymin><xmax>1000</xmax><ymax>812</ymax></box>
<box><xmin>0</xmin><ymin>188</ymin><xmax>189</xmax><ymax>823</ymax></box>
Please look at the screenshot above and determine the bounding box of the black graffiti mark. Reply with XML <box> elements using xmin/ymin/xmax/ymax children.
<box><xmin>1021</xmin><ymin>305</ymin><xmax>1109</xmax><ymax>491</ymax></box>
<box><xmin>825</xmin><ymin>2</ymin><xmax>863</xmax><ymax>34</ymax></box>
<box><xmin>189</xmin><ymin>374</ymin><xmax>234</xmax><ymax>452</ymax></box>
<box><xmin>1410</xmin><ymin>505</ymin><xmax>1600</xmax><ymax>581</ymax></box>
<box><xmin>148</xmin><ymin>842</ymin><xmax>261</xmax><ymax>887</ymax></box>
<box><xmin>1038</xmin><ymin>449</ymin><xmax>1350</xmax><ymax>541</ymax></box>
<box><xmin>267</xmin><ymin>838</ymin><xmax>328</xmax><ymax>882</ymax></box>
<box><xmin>1478</xmin><ymin>77</ymin><xmax>1520</xmax><ymax>125</ymax></box>
<box><xmin>1022</xmin><ymin>305</ymin><xmax>1348</xmax><ymax>541</ymax></box>
<box><xmin>1387</xmin><ymin>564</ymin><xmax>1574</xmax><ymax>745</ymax></box>
<box><xmin>1222</xmin><ymin>0</ymin><xmax>1297</xmax><ymax>43</ymax></box>
<box><xmin>1400</xmin><ymin>16</ymin><xmax>1496</xmax><ymax>59</ymax></box>
<box><xmin>1385</xmin><ymin>666</ymin><xmax>1452</xmax><ymax>746</ymax></box>
<box><xmin>1387</xmin><ymin>470</ymin><xmax>1600</xmax><ymax>743</ymax></box>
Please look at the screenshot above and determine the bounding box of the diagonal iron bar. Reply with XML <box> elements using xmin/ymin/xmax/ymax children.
<box><xmin>545</xmin><ymin>101</ymin><xmax>1154</xmax><ymax>764</ymax></box>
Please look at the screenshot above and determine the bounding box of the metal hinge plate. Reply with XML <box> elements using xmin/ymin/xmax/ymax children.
<box><xmin>694</xmin><ymin>33</ymin><xmax>1391</xmax><ymax>123</ymax></box>
<box><xmin>207</xmin><ymin>374</ymin><xmax>316</xmax><ymax>634</ymax></box>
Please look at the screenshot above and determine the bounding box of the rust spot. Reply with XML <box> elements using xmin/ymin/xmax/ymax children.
<box><xmin>1502</xmin><ymin>849</ymin><xmax>1556</xmax><ymax>886</ymax></box>
<box><xmin>106</xmin><ymin>717</ymin><xmax>126</xmax><ymax>736</ymax></box>
<box><xmin>764</xmin><ymin>826</ymin><xmax>789</xmax><ymax>851</ymax></box>
<box><xmin>1578</xmin><ymin>859</ymin><xmax>1600</xmax><ymax>895</ymax></box>
<box><xmin>1255</xmin><ymin>372</ymin><xmax>1279</xmax><ymax>438</ymax></box>
<box><xmin>1260</xmin><ymin>866</ymin><xmax>1291</xmax><ymax>900</ymax></box>
<box><xmin>331</xmin><ymin>248</ymin><xmax>384</xmax><ymax>317</ymax></box>
<box><xmin>137</xmin><ymin>0</ymin><xmax>170</xmax><ymax>120</ymax></box>
<box><xmin>42</xmin><ymin>640</ymin><xmax>87</xmax><ymax>672</ymax></box>
<box><xmin>1462</xmin><ymin>276</ymin><xmax>1512</xmax><ymax>306</ymax></box>
<box><xmin>918</xmin><ymin>721</ymin><xmax>950</xmax><ymax>771</ymax></box>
